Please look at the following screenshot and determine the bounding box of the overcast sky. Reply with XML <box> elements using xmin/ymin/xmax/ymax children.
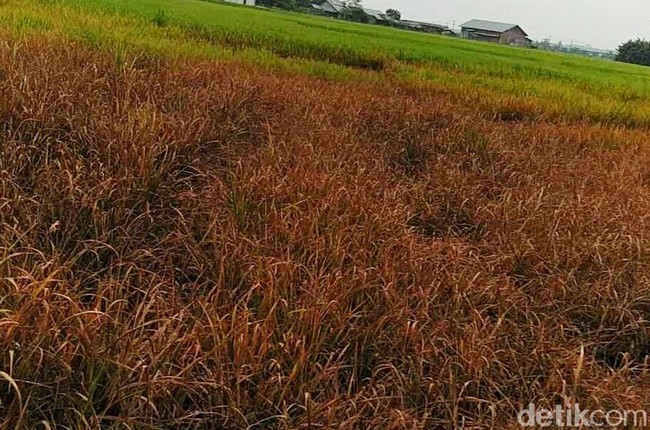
<box><xmin>364</xmin><ymin>0</ymin><xmax>650</xmax><ymax>49</ymax></box>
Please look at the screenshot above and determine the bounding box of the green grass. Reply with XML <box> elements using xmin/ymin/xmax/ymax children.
<box><xmin>3</xmin><ymin>0</ymin><xmax>650</xmax><ymax>126</ymax></box>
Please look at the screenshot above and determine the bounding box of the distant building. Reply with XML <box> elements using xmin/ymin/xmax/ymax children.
<box><xmin>311</xmin><ymin>0</ymin><xmax>345</xmax><ymax>17</ymax></box>
<box><xmin>442</xmin><ymin>28</ymin><xmax>461</xmax><ymax>37</ymax></box>
<box><xmin>224</xmin><ymin>0</ymin><xmax>256</xmax><ymax>5</ymax></box>
<box><xmin>362</xmin><ymin>7</ymin><xmax>388</xmax><ymax>24</ymax></box>
<box><xmin>461</xmin><ymin>19</ymin><xmax>530</xmax><ymax>45</ymax></box>
<box><xmin>396</xmin><ymin>20</ymin><xmax>448</xmax><ymax>34</ymax></box>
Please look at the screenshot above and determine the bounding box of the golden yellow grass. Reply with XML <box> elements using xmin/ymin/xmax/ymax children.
<box><xmin>2</xmin><ymin>36</ymin><xmax>650</xmax><ymax>429</ymax></box>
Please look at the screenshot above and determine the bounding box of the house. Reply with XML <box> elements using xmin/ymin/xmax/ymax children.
<box><xmin>396</xmin><ymin>20</ymin><xmax>448</xmax><ymax>34</ymax></box>
<box><xmin>362</xmin><ymin>7</ymin><xmax>388</xmax><ymax>25</ymax></box>
<box><xmin>442</xmin><ymin>28</ymin><xmax>461</xmax><ymax>37</ymax></box>
<box><xmin>224</xmin><ymin>0</ymin><xmax>256</xmax><ymax>5</ymax></box>
<box><xmin>311</xmin><ymin>0</ymin><xmax>345</xmax><ymax>17</ymax></box>
<box><xmin>461</xmin><ymin>19</ymin><xmax>530</xmax><ymax>45</ymax></box>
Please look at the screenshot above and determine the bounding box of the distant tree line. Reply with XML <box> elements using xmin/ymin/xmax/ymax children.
<box><xmin>255</xmin><ymin>0</ymin><xmax>402</xmax><ymax>26</ymax></box>
<box><xmin>616</xmin><ymin>39</ymin><xmax>650</xmax><ymax>67</ymax></box>
<box><xmin>385</xmin><ymin>8</ymin><xmax>400</xmax><ymax>20</ymax></box>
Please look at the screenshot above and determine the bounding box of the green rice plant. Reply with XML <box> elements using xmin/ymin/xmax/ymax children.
<box><xmin>151</xmin><ymin>8</ymin><xmax>169</xmax><ymax>27</ymax></box>
<box><xmin>5</xmin><ymin>0</ymin><xmax>650</xmax><ymax>129</ymax></box>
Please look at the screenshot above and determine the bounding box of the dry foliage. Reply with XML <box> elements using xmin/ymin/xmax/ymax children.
<box><xmin>2</xmin><ymin>37</ymin><xmax>650</xmax><ymax>429</ymax></box>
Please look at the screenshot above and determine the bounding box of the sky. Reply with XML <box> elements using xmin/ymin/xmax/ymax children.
<box><xmin>364</xmin><ymin>0</ymin><xmax>650</xmax><ymax>50</ymax></box>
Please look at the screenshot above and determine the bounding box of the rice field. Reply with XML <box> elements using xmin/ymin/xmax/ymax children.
<box><xmin>2</xmin><ymin>0</ymin><xmax>650</xmax><ymax>428</ymax></box>
<box><xmin>6</xmin><ymin>0</ymin><xmax>650</xmax><ymax>126</ymax></box>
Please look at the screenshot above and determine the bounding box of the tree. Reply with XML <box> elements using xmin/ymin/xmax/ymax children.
<box><xmin>616</xmin><ymin>39</ymin><xmax>650</xmax><ymax>66</ymax></box>
<box><xmin>385</xmin><ymin>8</ymin><xmax>401</xmax><ymax>20</ymax></box>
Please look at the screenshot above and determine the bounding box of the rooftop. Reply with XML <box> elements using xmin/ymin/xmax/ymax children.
<box><xmin>461</xmin><ymin>19</ymin><xmax>527</xmax><ymax>36</ymax></box>
<box><xmin>400</xmin><ymin>20</ymin><xmax>448</xmax><ymax>30</ymax></box>
<box><xmin>312</xmin><ymin>0</ymin><xmax>345</xmax><ymax>13</ymax></box>
<box><xmin>362</xmin><ymin>7</ymin><xmax>386</xmax><ymax>20</ymax></box>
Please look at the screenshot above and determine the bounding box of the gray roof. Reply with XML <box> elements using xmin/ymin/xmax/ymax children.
<box><xmin>461</xmin><ymin>19</ymin><xmax>527</xmax><ymax>35</ymax></box>
<box><xmin>362</xmin><ymin>7</ymin><xmax>385</xmax><ymax>19</ymax></box>
<box><xmin>401</xmin><ymin>20</ymin><xmax>448</xmax><ymax>30</ymax></box>
<box><xmin>313</xmin><ymin>0</ymin><xmax>344</xmax><ymax>13</ymax></box>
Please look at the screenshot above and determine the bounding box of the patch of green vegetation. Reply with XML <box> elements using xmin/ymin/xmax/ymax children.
<box><xmin>3</xmin><ymin>0</ymin><xmax>650</xmax><ymax>127</ymax></box>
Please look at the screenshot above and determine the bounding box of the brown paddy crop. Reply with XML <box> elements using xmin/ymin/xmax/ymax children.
<box><xmin>2</xmin><ymin>35</ymin><xmax>650</xmax><ymax>429</ymax></box>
